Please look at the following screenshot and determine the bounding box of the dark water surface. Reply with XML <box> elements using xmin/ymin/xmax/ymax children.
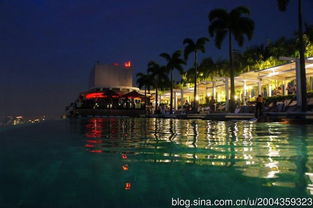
<box><xmin>0</xmin><ymin>118</ymin><xmax>312</xmax><ymax>208</ymax></box>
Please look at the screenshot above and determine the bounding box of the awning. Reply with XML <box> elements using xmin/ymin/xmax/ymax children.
<box><xmin>121</xmin><ymin>90</ymin><xmax>145</xmax><ymax>99</ymax></box>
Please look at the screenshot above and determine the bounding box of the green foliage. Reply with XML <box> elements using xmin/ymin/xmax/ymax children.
<box><xmin>147</xmin><ymin>61</ymin><xmax>169</xmax><ymax>90</ymax></box>
<box><xmin>136</xmin><ymin>73</ymin><xmax>153</xmax><ymax>91</ymax></box>
<box><xmin>208</xmin><ymin>6</ymin><xmax>255</xmax><ymax>49</ymax></box>
<box><xmin>183</xmin><ymin>37</ymin><xmax>209</xmax><ymax>61</ymax></box>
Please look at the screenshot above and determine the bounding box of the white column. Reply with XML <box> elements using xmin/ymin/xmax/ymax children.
<box><xmin>296</xmin><ymin>59</ymin><xmax>302</xmax><ymax>108</ymax></box>
<box><xmin>283</xmin><ymin>80</ymin><xmax>288</xmax><ymax>96</ymax></box>
<box><xmin>212</xmin><ymin>81</ymin><xmax>216</xmax><ymax>99</ymax></box>
<box><xmin>225</xmin><ymin>78</ymin><xmax>229</xmax><ymax>111</ymax></box>
<box><xmin>174</xmin><ymin>91</ymin><xmax>177</xmax><ymax>110</ymax></box>
<box><xmin>243</xmin><ymin>80</ymin><xmax>247</xmax><ymax>105</ymax></box>
<box><xmin>258</xmin><ymin>80</ymin><xmax>262</xmax><ymax>96</ymax></box>
<box><xmin>180</xmin><ymin>88</ymin><xmax>184</xmax><ymax>110</ymax></box>
<box><xmin>268</xmin><ymin>84</ymin><xmax>272</xmax><ymax>97</ymax></box>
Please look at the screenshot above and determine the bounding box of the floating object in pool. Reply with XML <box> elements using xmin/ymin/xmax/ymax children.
<box><xmin>121</xmin><ymin>154</ymin><xmax>128</xmax><ymax>159</ymax></box>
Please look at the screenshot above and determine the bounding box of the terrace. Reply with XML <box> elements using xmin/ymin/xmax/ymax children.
<box><xmin>154</xmin><ymin>57</ymin><xmax>313</xmax><ymax>114</ymax></box>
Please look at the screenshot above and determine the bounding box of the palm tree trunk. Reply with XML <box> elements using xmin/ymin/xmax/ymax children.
<box><xmin>144</xmin><ymin>87</ymin><xmax>147</xmax><ymax>110</ymax></box>
<box><xmin>298</xmin><ymin>0</ymin><xmax>307</xmax><ymax>111</ymax></box>
<box><xmin>229</xmin><ymin>30</ymin><xmax>235</xmax><ymax>112</ymax></box>
<box><xmin>155</xmin><ymin>87</ymin><xmax>158</xmax><ymax>113</ymax></box>
<box><xmin>193</xmin><ymin>51</ymin><xmax>198</xmax><ymax>113</ymax></box>
<box><xmin>170</xmin><ymin>70</ymin><xmax>173</xmax><ymax>114</ymax></box>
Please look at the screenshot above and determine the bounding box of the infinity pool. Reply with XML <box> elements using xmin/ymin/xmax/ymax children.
<box><xmin>0</xmin><ymin>118</ymin><xmax>312</xmax><ymax>207</ymax></box>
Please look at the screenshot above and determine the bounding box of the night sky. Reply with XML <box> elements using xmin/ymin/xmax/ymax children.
<box><xmin>0</xmin><ymin>0</ymin><xmax>313</xmax><ymax>119</ymax></box>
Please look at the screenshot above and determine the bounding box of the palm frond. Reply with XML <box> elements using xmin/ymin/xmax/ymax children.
<box><xmin>214</xmin><ymin>30</ymin><xmax>227</xmax><ymax>49</ymax></box>
<box><xmin>208</xmin><ymin>19</ymin><xmax>227</xmax><ymax>37</ymax></box>
<box><xmin>209</xmin><ymin>8</ymin><xmax>228</xmax><ymax>22</ymax></box>
<box><xmin>160</xmin><ymin>53</ymin><xmax>171</xmax><ymax>62</ymax></box>
<box><xmin>230</xmin><ymin>6</ymin><xmax>250</xmax><ymax>17</ymax></box>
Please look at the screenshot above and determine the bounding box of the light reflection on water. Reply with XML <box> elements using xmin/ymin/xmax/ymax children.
<box><xmin>81</xmin><ymin>117</ymin><xmax>313</xmax><ymax>195</ymax></box>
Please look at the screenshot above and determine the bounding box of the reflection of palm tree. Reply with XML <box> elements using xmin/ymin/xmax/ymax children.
<box><xmin>160</xmin><ymin>50</ymin><xmax>185</xmax><ymax>114</ymax></box>
<box><xmin>191</xmin><ymin>121</ymin><xmax>198</xmax><ymax>163</ymax></box>
<box><xmin>148</xmin><ymin>61</ymin><xmax>169</xmax><ymax>113</ymax></box>
<box><xmin>225</xmin><ymin>122</ymin><xmax>236</xmax><ymax>167</ymax></box>
<box><xmin>183</xmin><ymin>37</ymin><xmax>209</xmax><ymax>112</ymax></box>
<box><xmin>277</xmin><ymin>0</ymin><xmax>307</xmax><ymax>111</ymax></box>
<box><xmin>168</xmin><ymin>119</ymin><xmax>176</xmax><ymax>142</ymax></box>
<box><xmin>293</xmin><ymin>124</ymin><xmax>308</xmax><ymax>191</ymax></box>
<box><xmin>208</xmin><ymin>6</ymin><xmax>254</xmax><ymax>111</ymax></box>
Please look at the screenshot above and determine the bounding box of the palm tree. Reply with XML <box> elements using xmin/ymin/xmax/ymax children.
<box><xmin>160</xmin><ymin>50</ymin><xmax>185</xmax><ymax>114</ymax></box>
<box><xmin>277</xmin><ymin>0</ymin><xmax>307</xmax><ymax>111</ymax></box>
<box><xmin>136</xmin><ymin>72</ymin><xmax>153</xmax><ymax>109</ymax></box>
<box><xmin>208</xmin><ymin>6</ymin><xmax>254</xmax><ymax>112</ymax></box>
<box><xmin>183</xmin><ymin>37</ymin><xmax>209</xmax><ymax>112</ymax></box>
<box><xmin>147</xmin><ymin>61</ymin><xmax>169</xmax><ymax>113</ymax></box>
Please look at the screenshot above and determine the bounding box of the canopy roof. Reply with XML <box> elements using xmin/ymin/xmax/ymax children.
<box><xmin>121</xmin><ymin>90</ymin><xmax>145</xmax><ymax>99</ymax></box>
<box><xmin>197</xmin><ymin>57</ymin><xmax>313</xmax><ymax>91</ymax></box>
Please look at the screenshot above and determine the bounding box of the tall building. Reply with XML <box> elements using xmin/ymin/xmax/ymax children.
<box><xmin>89</xmin><ymin>63</ymin><xmax>137</xmax><ymax>92</ymax></box>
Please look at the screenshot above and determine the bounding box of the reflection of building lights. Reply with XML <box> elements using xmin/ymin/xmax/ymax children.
<box><xmin>122</xmin><ymin>164</ymin><xmax>129</xmax><ymax>171</ymax></box>
<box><xmin>87</xmin><ymin>139</ymin><xmax>102</xmax><ymax>144</ymax></box>
<box><xmin>89</xmin><ymin>150</ymin><xmax>103</xmax><ymax>153</ymax></box>
<box><xmin>305</xmin><ymin>173</ymin><xmax>313</xmax><ymax>195</ymax></box>
<box><xmin>124</xmin><ymin>182</ymin><xmax>132</xmax><ymax>190</ymax></box>
<box><xmin>85</xmin><ymin>144</ymin><xmax>94</xmax><ymax>148</ymax></box>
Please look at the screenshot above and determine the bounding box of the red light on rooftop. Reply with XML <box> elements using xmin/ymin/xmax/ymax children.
<box><xmin>85</xmin><ymin>92</ymin><xmax>106</xmax><ymax>99</ymax></box>
<box><xmin>112</xmin><ymin>63</ymin><xmax>119</xmax><ymax>66</ymax></box>
<box><xmin>124</xmin><ymin>61</ymin><xmax>132</xmax><ymax>68</ymax></box>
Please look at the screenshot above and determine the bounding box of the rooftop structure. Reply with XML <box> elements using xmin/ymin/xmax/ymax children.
<box><xmin>89</xmin><ymin>63</ymin><xmax>138</xmax><ymax>91</ymax></box>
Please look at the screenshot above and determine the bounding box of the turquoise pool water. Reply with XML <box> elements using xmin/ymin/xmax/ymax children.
<box><xmin>0</xmin><ymin>118</ymin><xmax>312</xmax><ymax>207</ymax></box>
